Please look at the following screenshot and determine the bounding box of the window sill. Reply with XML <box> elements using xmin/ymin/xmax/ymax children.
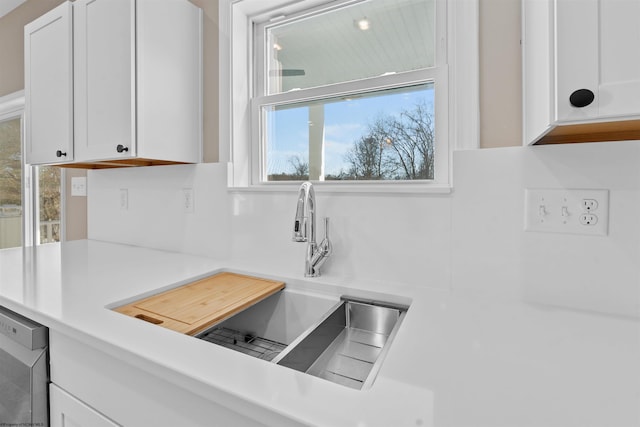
<box><xmin>228</xmin><ymin>182</ymin><xmax>452</xmax><ymax>195</ymax></box>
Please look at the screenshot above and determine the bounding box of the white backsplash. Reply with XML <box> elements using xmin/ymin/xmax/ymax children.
<box><xmin>227</xmin><ymin>189</ymin><xmax>452</xmax><ymax>288</ymax></box>
<box><xmin>452</xmin><ymin>142</ymin><xmax>640</xmax><ymax>317</ymax></box>
<box><xmin>88</xmin><ymin>164</ymin><xmax>231</xmax><ymax>259</ymax></box>
<box><xmin>88</xmin><ymin>141</ymin><xmax>640</xmax><ymax>318</ymax></box>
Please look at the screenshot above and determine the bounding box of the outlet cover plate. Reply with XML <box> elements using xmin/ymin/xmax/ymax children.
<box><xmin>71</xmin><ymin>177</ymin><xmax>87</xmax><ymax>196</ymax></box>
<box><xmin>524</xmin><ymin>188</ymin><xmax>609</xmax><ymax>236</ymax></box>
<box><xmin>182</xmin><ymin>188</ymin><xmax>194</xmax><ymax>214</ymax></box>
<box><xmin>120</xmin><ymin>188</ymin><xmax>128</xmax><ymax>210</ymax></box>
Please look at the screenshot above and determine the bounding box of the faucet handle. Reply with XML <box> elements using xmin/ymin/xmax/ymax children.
<box><xmin>310</xmin><ymin>217</ymin><xmax>332</xmax><ymax>271</ymax></box>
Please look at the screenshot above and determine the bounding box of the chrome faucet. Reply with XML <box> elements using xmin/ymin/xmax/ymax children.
<box><xmin>292</xmin><ymin>182</ymin><xmax>332</xmax><ymax>277</ymax></box>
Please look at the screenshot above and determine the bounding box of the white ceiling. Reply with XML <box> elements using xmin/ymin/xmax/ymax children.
<box><xmin>0</xmin><ymin>0</ymin><xmax>26</xmax><ymax>19</ymax></box>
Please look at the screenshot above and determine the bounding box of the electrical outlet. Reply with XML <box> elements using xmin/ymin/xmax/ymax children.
<box><xmin>120</xmin><ymin>189</ymin><xmax>128</xmax><ymax>210</ymax></box>
<box><xmin>71</xmin><ymin>177</ymin><xmax>87</xmax><ymax>196</ymax></box>
<box><xmin>579</xmin><ymin>213</ymin><xmax>598</xmax><ymax>225</ymax></box>
<box><xmin>582</xmin><ymin>199</ymin><xmax>599</xmax><ymax>211</ymax></box>
<box><xmin>182</xmin><ymin>188</ymin><xmax>194</xmax><ymax>214</ymax></box>
<box><xmin>525</xmin><ymin>188</ymin><xmax>608</xmax><ymax>235</ymax></box>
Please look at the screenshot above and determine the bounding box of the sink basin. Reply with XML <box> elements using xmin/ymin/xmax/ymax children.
<box><xmin>195</xmin><ymin>288</ymin><xmax>338</xmax><ymax>360</ymax></box>
<box><xmin>196</xmin><ymin>292</ymin><xmax>408</xmax><ymax>390</ymax></box>
<box><xmin>275</xmin><ymin>297</ymin><xmax>407</xmax><ymax>389</ymax></box>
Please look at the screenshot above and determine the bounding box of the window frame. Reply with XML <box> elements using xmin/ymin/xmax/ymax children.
<box><xmin>218</xmin><ymin>0</ymin><xmax>479</xmax><ymax>193</ymax></box>
<box><xmin>0</xmin><ymin>90</ymin><xmax>65</xmax><ymax>247</ymax></box>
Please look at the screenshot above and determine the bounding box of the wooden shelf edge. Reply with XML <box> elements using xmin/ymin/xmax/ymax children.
<box><xmin>55</xmin><ymin>158</ymin><xmax>193</xmax><ymax>169</ymax></box>
<box><xmin>535</xmin><ymin>119</ymin><xmax>640</xmax><ymax>145</ymax></box>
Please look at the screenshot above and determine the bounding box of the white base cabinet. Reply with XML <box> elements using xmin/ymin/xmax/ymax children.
<box><xmin>523</xmin><ymin>0</ymin><xmax>640</xmax><ymax>145</ymax></box>
<box><xmin>24</xmin><ymin>0</ymin><xmax>202</xmax><ymax>167</ymax></box>
<box><xmin>50</xmin><ymin>384</ymin><xmax>119</xmax><ymax>427</ymax></box>
<box><xmin>48</xmin><ymin>331</ymin><xmax>292</xmax><ymax>427</ymax></box>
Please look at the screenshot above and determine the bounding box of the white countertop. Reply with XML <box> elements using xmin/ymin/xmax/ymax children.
<box><xmin>1</xmin><ymin>240</ymin><xmax>639</xmax><ymax>427</ymax></box>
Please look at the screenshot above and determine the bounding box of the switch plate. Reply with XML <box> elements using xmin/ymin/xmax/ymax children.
<box><xmin>182</xmin><ymin>188</ymin><xmax>194</xmax><ymax>214</ymax></box>
<box><xmin>71</xmin><ymin>177</ymin><xmax>87</xmax><ymax>196</ymax></box>
<box><xmin>524</xmin><ymin>188</ymin><xmax>608</xmax><ymax>236</ymax></box>
<box><xmin>120</xmin><ymin>189</ymin><xmax>128</xmax><ymax>210</ymax></box>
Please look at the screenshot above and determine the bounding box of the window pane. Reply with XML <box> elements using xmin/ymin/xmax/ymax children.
<box><xmin>264</xmin><ymin>83</ymin><xmax>434</xmax><ymax>181</ymax></box>
<box><xmin>0</xmin><ymin>118</ymin><xmax>22</xmax><ymax>249</ymax></box>
<box><xmin>38</xmin><ymin>166</ymin><xmax>61</xmax><ymax>244</ymax></box>
<box><xmin>266</xmin><ymin>0</ymin><xmax>435</xmax><ymax>94</ymax></box>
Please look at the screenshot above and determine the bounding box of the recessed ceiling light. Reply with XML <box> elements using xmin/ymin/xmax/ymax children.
<box><xmin>355</xmin><ymin>18</ymin><xmax>370</xmax><ymax>31</ymax></box>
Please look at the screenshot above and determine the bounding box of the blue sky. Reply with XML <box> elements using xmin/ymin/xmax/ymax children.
<box><xmin>266</xmin><ymin>84</ymin><xmax>434</xmax><ymax>176</ymax></box>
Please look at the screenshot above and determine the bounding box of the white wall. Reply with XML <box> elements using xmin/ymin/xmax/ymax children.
<box><xmin>452</xmin><ymin>141</ymin><xmax>640</xmax><ymax>317</ymax></box>
<box><xmin>88</xmin><ymin>141</ymin><xmax>640</xmax><ymax>318</ymax></box>
<box><xmin>479</xmin><ymin>0</ymin><xmax>522</xmax><ymax>148</ymax></box>
<box><xmin>88</xmin><ymin>163</ymin><xmax>231</xmax><ymax>260</ymax></box>
<box><xmin>88</xmin><ymin>163</ymin><xmax>453</xmax><ymax>290</ymax></box>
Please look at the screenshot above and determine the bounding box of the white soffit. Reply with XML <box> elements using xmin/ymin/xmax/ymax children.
<box><xmin>0</xmin><ymin>0</ymin><xmax>26</xmax><ymax>19</ymax></box>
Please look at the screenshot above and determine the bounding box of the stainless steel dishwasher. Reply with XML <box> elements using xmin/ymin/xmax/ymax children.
<box><xmin>0</xmin><ymin>305</ymin><xmax>49</xmax><ymax>426</ymax></box>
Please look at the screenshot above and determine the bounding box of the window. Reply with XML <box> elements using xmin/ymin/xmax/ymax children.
<box><xmin>263</xmin><ymin>84</ymin><xmax>435</xmax><ymax>181</ymax></box>
<box><xmin>254</xmin><ymin>0</ymin><xmax>444</xmax><ymax>184</ymax></box>
<box><xmin>37</xmin><ymin>166</ymin><xmax>61</xmax><ymax>244</ymax></box>
<box><xmin>220</xmin><ymin>0</ymin><xmax>479</xmax><ymax>190</ymax></box>
<box><xmin>0</xmin><ymin>117</ymin><xmax>23</xmax><ymax>248</ymax></box>
<box><xmin>0</xmin><ymin>92</ymin><xmax>62</xmax><ymax>248</ymax></box>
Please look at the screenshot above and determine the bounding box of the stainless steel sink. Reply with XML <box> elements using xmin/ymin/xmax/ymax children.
<box><xmin>195</xmin><ymin>288</ymin><xmax>338</xmax><ymax>360</ymax></box>
<box><xmin>196</xmin><ymin>293</ymin><xmax>408</xmax><ymax>390</ymax></box>
<box><xmin>274</xmin><ymin>297</ymin><xmax>408</xmax><ymax>389</ymax></box>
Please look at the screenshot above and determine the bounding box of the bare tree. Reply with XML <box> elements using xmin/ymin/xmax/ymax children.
<box><xmin>386</xmin><ymin>102</ymin><xmax>434</xmax><ymax>180</ymax></box>
<box><xmin>0</xmin><ymin>119</ymin><xmax>22</xmax><ymax>206</ymax></box>
<box><xmin>344</xmin><ymin>102</ymin><xmax>434</xmax><ymax>180</ymax></box>
<box><xmin>38</xmin><ymin>167</ymin><xmax>61</xmax><ymax>222</ymax></box>
<box><xmin>344</xmin><ymin>115</ymin><xmax>396</xmax><ymax>180</ymax></box>
<box><xmin>288</xmin><ymin>155</ymin><xmax>309</xmax><ymax>180</ymax></box>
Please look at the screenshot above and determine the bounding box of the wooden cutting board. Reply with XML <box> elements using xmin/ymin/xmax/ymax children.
<box><xmin>113</xmin><ymin>272</ymin><xmax>285</xmax><ymax>336</ymax></box>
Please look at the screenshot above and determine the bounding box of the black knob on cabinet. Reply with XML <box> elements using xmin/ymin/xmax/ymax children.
<box><xmin>116</xmin><ymin>144</ymin><xmax>129</xmax><ymax>153</ymax></box>
<box><xmin>569</xmin><ymin>89</ymin><xmax>595</xmax><ymax>108</ymax></box>
<box><xmin>56</xmin><ymin>150</ymin><xmax>66</xmax><ymax>158</ymax></box>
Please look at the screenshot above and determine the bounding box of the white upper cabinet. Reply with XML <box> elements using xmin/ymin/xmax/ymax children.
<box><xmin>523</xmin><ymin>0</ymin><xmax>640</xmax><ymax>145</ymax></box>
<box><xmin>24</xmin><ymin>2</ymin><xmax>74</xmax><ymax>165</ymax></box>
<box><xmin>73</xmin><ymin>0</ymin><xmax>135</xmax><ymax>162</ymax></box>
<box><xmin>25</xmin><ymin>0</ymin><xmax>202</xmax><ymax>167</ymax></box>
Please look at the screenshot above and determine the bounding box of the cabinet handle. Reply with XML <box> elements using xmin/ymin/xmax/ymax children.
<box><xmin>116</xmin><ymin>144</ymin><xmax>129</xmax><ymax>153</ymax></box>
<box><xmin>56</xmin><ymin>150</ymin><xmax>66</xmax><ymax>158</ymax></box>
<box><xmin>569</xmin><ymin>89</ymin><xmax>595</xmax><ymax>108</ymax></box>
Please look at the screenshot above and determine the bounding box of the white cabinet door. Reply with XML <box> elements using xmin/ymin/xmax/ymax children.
<box><xmin>556</xmin><ymin>0</ymin><xmax>640</xmax><ymax>123</ymax></box>
<box><xmin>73</xmin><ymin>0</ymin><xmax>135</xmax><ymax>162</ymax></box>
<box><xmin>136</xmin><ymin>0</ymin><xmax>203</xmax><ymax>163</ymax></box>
<box><xmin>24</xmin><ymin>1</ymin><xmax>73</xmax><ymax>165</ymax></box>
<box><xmin>50</xmin><ymin>384</ymin><xmax>120</xmax><ymax>427</ymax></box>
<box><xmin>597</xmin><ymin>0</ymin><xmax>640</xmax><ymax>118</ymax></box>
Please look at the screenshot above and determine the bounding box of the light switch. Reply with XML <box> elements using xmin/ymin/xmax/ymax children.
<box><xmin>524</xmin><ymin>188</ymin><xmax>609</xmax><ymax>236</ymax></box>
<box><xmin>120</xmin><ymin>189</ymin><xmax>128</xmax><ymax>210</ymax></box>
<box><xmin>71</xmin><ymin>177</ymin><xmax>87</xmax><ymax>196</ymax></box>
<box><xmin>182</xmin><ymin>188</ymin><xmax>194</xmax><ymax>214</ymax></box>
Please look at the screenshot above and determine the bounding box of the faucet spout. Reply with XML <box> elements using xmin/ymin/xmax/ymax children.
<box><xmin>292</xmin><ymin>181</ymin><xmax>314</xmax><ymax>243</ymax></box>
<box><xmin>292</xmin><ymin>182</ymin><xmax>331</xmax><ymax>277</ymax></box>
